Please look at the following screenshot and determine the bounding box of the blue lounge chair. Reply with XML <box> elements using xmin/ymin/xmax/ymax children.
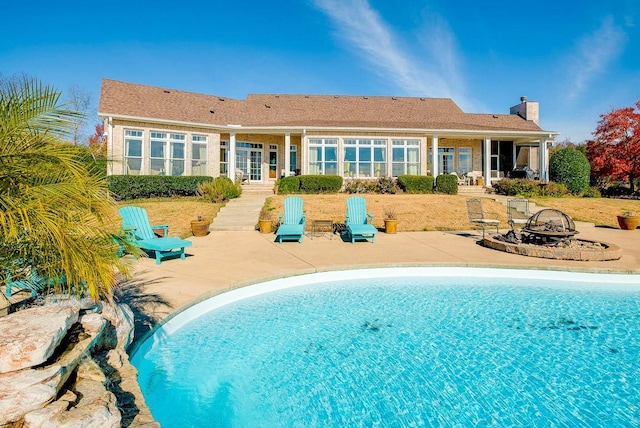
<box><xmin>276</xmin><ymin>196</ymin><xmax>306</xmax><ymax>243</ymax></box>
<box><xmin>345</xmin><ymin>196</ymin><xmax>377</xmax><ymax>243</ymax></box>
<box><xmin>118</xmin><ymin>206</ymin><xmax>192</xmax><ymax>264</ymax></box>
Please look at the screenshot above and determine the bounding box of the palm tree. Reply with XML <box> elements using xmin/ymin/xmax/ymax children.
<box><xmin>0</xmin><ymin>76</ymin><xmax>131</xmax><ymax>300</ymax></box>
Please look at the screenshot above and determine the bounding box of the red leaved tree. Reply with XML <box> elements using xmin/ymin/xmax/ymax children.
<box><xmin>87</xmin><ymin>123</ymin><xmax>107</xmax><ymax>160</ymax></box>
<box><xmin>587</xmin><ymin>100</ymin><xmax>640</xmax><ymax>192</ymax></box>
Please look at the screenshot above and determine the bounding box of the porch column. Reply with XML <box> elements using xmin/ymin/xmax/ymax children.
<box><xmin>229</xmin><ymin>132</ymin><xmax>237</xmax><ymax>180</ymax></box>
<box><xmin>284</xmin><ymin>133</ymin><xmax>291</xmax><ymax>176</ymax></box>
<box><xmin>431</xmin><ymin>136</ymin><xmax>439</xmax><ymax>177</ymax></box>
<box><xmin>539</xmin><ymin>138</ymin><xmax>548</xmax><ymax>181</ymax></box>
<box><xmin>483</xmin><ymin>137</ymin><xmax>491</xmax><ymax>186</ymax></box>
<box><xmin>301</xmin><ymin>129</ymin><xmax>307</xmax><ymax>175</ymax></box>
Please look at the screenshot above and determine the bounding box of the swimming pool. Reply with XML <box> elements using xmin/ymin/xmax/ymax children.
<box><xmin>132</xmin><ymin>267</ymin><xmax>640</xmax><ymax>427</ymax></box>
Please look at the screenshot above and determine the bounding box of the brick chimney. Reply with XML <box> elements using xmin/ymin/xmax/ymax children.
<box><xmin>510</xmin><ymin>96</ymin><xmax>539</xmax><ymax>125</ymax></box>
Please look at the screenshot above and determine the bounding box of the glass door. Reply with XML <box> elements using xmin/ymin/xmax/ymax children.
<box><xmin>236</xmin><ymin>142</ymin><xmax>264</xmax><ymax>182</ymax></box>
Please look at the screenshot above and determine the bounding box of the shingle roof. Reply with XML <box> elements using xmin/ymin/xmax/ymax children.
<box><xmin>99</xmin><ymin>79</ymin><xmax>545</xmax><ymax>133</ymax></box>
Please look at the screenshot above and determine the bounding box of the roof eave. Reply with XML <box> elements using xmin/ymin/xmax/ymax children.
<box><xmin>98</xmin><ymin>112</ymin><xmax>558</xmax><ymax>138</ymax></box>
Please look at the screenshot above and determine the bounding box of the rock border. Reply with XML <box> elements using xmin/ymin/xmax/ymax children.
<box><xmin>483</xmin><ymin>235</ymin><xmax>622</xmax><ymax>261</ymax></box>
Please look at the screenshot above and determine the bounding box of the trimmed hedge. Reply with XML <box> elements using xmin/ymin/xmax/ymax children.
<box><xmin>435</xmin><ymin>174</ymin><xmax>458</xmax><ymax>195</ymax></box>
<box><xmin>549</xmin><ymin>148</ymin><xmax>590</xmax><ymax>194</ymax></box>
<box><xmin>277</xmin><ymin>176</ymin><xmax>301</xmax><ymax>194</ymax></box>
<box><xmin>397</xmin><ymin>175</ymin><xmax>434</xmax><ymax>193</ymax></box>
<box><xmin>492</xmin><ymin>178</ymin><xmax>571</xmax><ymax>197</ymax></box>
<box><xmin>277</xmin><ymin>175</ymin><xmax>343</xmax><ymax>194</ymax></box>
<box><xmin>107</xmin><ymin>175</ymin><xmax>214</xmax><ymax>200</ymax></box>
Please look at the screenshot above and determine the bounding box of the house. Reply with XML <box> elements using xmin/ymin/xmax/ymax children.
<box><xmin>98</xmin><ymin>79</ymin><xmax>558</xmax><ymax>186</ymax></box>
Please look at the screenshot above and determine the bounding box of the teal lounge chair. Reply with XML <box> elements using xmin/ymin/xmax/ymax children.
<box><xmin>345</xmin><ymin>196</ymin><xmax>377</xmax><ymax>243</ymax></box>
<box><xmin>276</xmin><ymin>196</ymin><xmax>306</xmax><ymax>243</ymax></box>
<box><xmin>118</xmin><ymin>206</ymin><xmax>192</xmax><ymax>264</ymax></box>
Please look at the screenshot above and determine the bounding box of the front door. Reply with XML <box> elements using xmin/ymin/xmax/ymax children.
<box><xmin>269</xmin><ymin>146</ymin><xmax>278</xmax><ymax>179</ymax></box>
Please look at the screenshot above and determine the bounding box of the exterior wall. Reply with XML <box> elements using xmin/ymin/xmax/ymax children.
<box><xmin>108</xmin><ymin>119</ymin><xmax>220</xmax><ymax>177</ymax></box>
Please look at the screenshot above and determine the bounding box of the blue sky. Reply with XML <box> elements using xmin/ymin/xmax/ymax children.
<box><xmin>2</xmin><ymin>0</ymin><xmax>638</xmax><ymax>142</ymax></box>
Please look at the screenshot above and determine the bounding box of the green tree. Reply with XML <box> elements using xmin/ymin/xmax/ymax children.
<box><xmin>549</xmin><ymin>147</ymin><xmax>591</xmax><ymax>194</ymax></box>
<box><xmin>0</xmin><ymin>76</ymin><xmax>130</xmax><ymax>300</ymax></box>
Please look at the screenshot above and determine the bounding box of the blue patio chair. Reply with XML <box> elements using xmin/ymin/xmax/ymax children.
<box><xmin>276</xmin><ymin>196</ymin><xmax>306</xmax><ymax>243</ymax></box>
<box><xmin>118</xmin><ymin>206</ymin><xmax>192</xmax><ymax>264</ymax></box>
<box><xmin>345</xmin><ymin>196</ymin><xmax>377</xmax><ymax>244</ymax></box>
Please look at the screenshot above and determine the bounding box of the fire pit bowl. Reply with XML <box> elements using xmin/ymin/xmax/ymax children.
<box><xmin>521</xmin><ymin>208</ymin><xmax>578</xmax><ymax>244</ymax></box>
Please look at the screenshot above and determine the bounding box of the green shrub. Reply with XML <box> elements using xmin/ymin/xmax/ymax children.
<box><xmin>549</xmin><ymin>148</ymin><xmax>591</xmax><ymax>194</ymax></box>
<box><xmin>581</xmin><ymin>186</ymin><xmax>601</xmax><ymax>198</ymax></box>
<box><xmin>541</xmin><ymin>181</ymin><xmax>570</xmax><ymax>197</ymax></box>
<box><xmin>397</xmin><ymin>175</ymin><xmax>434</xmax><ymax>193</ymax></box>
<box><xmin>299</xmin><ymin>175</ymin><xmax>342</xmax><ymax>193</ymax></box>
<box><xmin>107</xmin><ymin>175</ymin><xmax>213</xmax><ymax>200</ymax></box>
<box><xmin>492</xmin><ymin>179</ymin><xmax>540</xmax><ymax>197</ymax></box>
<box><xmin>197</xmin><ymin>176</ymin><xmax>241</xmax><ymax>203</ymax></box>
<box><xmin>435</xmin><ymin>174</ymin><xmax>458</xmax><ymax>195</ymax></box>
<box><xmin>492</xmin><ymin>178</ymin><xmax>571</xmax><ymax>197</ymax></box>
<box><xmin>277</xmin><ymin>176</ymin><xmax>301</xmax><ymax>194</ymax></box>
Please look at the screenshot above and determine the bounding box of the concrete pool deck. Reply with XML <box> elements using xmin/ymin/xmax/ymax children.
<box><xmin>127</xmin><ymin>223</ymin><xmax>640</xmax><ymax>322</ymax></box>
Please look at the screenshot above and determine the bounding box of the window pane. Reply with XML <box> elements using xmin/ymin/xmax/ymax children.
<box><xmin>151</xmin><ymin>141</ymin><xmax>165</xmax><ymax>158</ymax></box>
<box><xmin>170</xmin><ymin>160</ymin><xmax>185</xmax><ymax>176</ymax></box>
<box><xmin>150</xmin><ymin>159</ymin><xmax>165</xmax><ymax>175</ymax></box>
<box><xmin>126</xmin><ymin>158</ymin><xmax>141</xmax><ymax>175</ymax></box>
<box><xmin>325</xmin><ymin>162</ymin><xmax>337</xmax><ymax>175</ymax></box>
<box><xmin>171</xmin><ymin>142</ymin><xmax>184</xmax><ymax>159</ymax></box>
<box><xmin>344</xmin><ymin>147</ymin><xmax>356</xmax><ymax>162</ymax></box>
<box><xmin>125</xmin><ymin>140</ymin><xmax>142</xmax><ymax>157</ymax></box>
<box><xmin>359</xmin><ymin>146</ymin><xmax>371</xmax><ymax>162</ymax></box>
<box><xmin>392</xmin><ymin>164</ymin><xmax>404</xmax><ymax>176</ymax></box>
<box><xmin>374</xmin><ymin>147</ymin><xmax>386</xmax><ymax>162</ymax></box>
<box><xmin>325</xmin><ymin>147</ymin><xmax>337</xmax><ymax>162</ymax></box>
<box><xmin>392</xmin><ymin>147</ymin><xmax>404</xmax><ymax>162</ymax></box>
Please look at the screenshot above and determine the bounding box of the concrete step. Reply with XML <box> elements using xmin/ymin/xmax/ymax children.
<box><xmin>210</xmin><ymin>193</ymin><xmax>269</xmax><ymax>231</ymax></box>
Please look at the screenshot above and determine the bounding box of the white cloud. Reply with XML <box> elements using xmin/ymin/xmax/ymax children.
<box><xmin>313</xmin><ymin>0</ymin><xmax>463</xmax><ymax>100</ymax></box>
<box><xmin>566</xmin><ymin>16</ymin><xmax>625</xmax><ymax>102</ymax></box>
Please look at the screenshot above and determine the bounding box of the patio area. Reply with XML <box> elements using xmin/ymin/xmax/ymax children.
<box><xmin>126</xmin><ymin>223</ymin><xmax>640</xmax><ymax>324</ymax></box>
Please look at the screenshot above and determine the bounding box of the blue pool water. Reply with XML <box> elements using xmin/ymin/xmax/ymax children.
<box><xmin>131</xmin><ymin>268</ymin><xmax>640</xmax><ymax>427</ymax></box>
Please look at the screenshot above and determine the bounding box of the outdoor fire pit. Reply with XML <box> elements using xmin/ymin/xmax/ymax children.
<box><xmin>521</xmin><ymin>208</ymin><xmax>578</xmax><ymax>244</ymax></box>
<box><xmin>483</xmin><ymin>208</ymin><xmax>621</xmax><ymax>261</ymax></box>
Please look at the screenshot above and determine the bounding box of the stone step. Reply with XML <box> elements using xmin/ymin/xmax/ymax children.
<box><xmin>210</xmin><ymin>193</ymin><xmax>269</xmax><ymax>231</ymax></box>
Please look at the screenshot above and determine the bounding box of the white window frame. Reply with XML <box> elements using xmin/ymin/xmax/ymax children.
<box><xmin>343</xmin><ymin>139</ymin><xmax>387</xmax><ymax>178</ymax></box>
<box><xmin>124</xmin><ymin>129</ymin><xmax>143</xmax><ymax>175</ymax></box>
<box><xmin>308</xmin><ymin>138</ymin><xmax>338</xmax><ymax>175</ymax></box>
<box><xmin>191</xmin><ymin>135</ymin><xmax>208</xmax><ymax>176</ymax></box>
<box><xmin>391</xmin><ymin>139</ymin><xmax>420</xmax><ymax>176</ymax></box>
<box><xmin>169</xmin><ymin>133</ymin><xmax>186</xmax><ymax>176</ymax></box>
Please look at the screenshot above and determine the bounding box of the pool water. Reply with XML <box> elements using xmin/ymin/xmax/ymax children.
<box><xmin>132</xmin><ymin>268</ymin><xmax>640</xmax><ymax>427</ymax></box>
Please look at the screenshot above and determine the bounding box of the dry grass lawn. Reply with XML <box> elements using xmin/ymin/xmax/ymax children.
<box><xmin>118</xmin><ymin>194</ymin><xmax>640</xmax><ymax>237</ymax></box>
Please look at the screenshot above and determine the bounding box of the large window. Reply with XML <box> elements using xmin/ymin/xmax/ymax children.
<box><xmin>308</xmin><ymin>138</ymin><xmax>338</xmax><ymax>175</ymax></box>
<box><xmin>391</xmin><ymin>139</ymin><xmax>420</xmax><ymax>176</ymax></box>
<box><xmin>191</xmin><ymin>135</ymin><xmax>208</xmax><ymax>175</ymax></box>
<box><xmin>343</xmin><ymin>139</ymin><xmax>387</xmax><ymax>178</ymax></box>
<box><xmin>124</xmin><ymin>129</ymin><xmax>143</xmax><ymax>175</ymax></box>
<box><xmin>150</xmin><ymin>132</ymin><xmax>185</xmax><ymax>175</ymax></box>
<box><xmin>169</xmin><ymin>133</ymin><xmax>185</xmax><ymax>176</ymax></box>
<box><xmin>150</xmin><ymin>132</ymin><xmax>167</xmax><ymax>175</ymax></box>
<box><xmin>458</xmin><ymin>147</ymin><xmax>472</xmax><ymax>174</ymax></box>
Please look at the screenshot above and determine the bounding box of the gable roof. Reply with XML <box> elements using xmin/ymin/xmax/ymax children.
<box><xmin>99</xmin><ymin>79</ymin><xmax>550</xmax><ymax>134</ymax></box>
